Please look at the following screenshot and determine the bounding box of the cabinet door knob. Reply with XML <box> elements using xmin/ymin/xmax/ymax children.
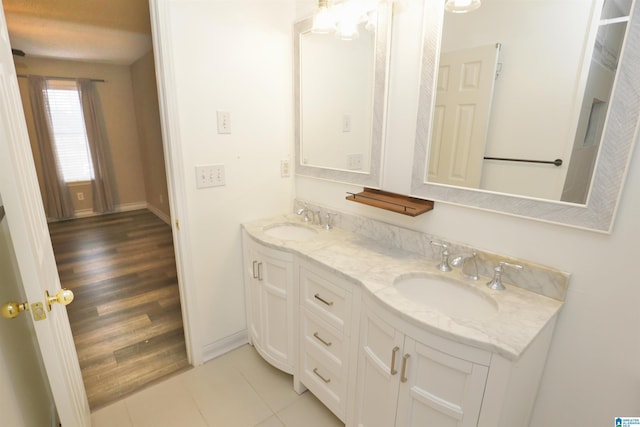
<box><xmin>252</xmin><ymin>260</ymin><xmax>259</xmax><ymax>279</ymax></box>
<box><xmin>400</xmin><ymin>353</ymin><xmax>410</xmax><ymax>383</ymax></box>
<box><xmin>390</xmin><ymin>346</ymin><xmax>400</xmax><ymax>375</ymax></box>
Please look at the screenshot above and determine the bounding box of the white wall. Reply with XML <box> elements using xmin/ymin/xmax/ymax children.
<box><xmin>163</xmin><ymin>0</ymin><xmax>295</xmax><ymax>357</ymax></box>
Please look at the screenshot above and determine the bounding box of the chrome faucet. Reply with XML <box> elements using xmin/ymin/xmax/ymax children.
<box><xmin>486</xmin><ymin>261</ymin><xmax>523</xmax><ymax>290</ymax></box>
<box><xmin>324</xmin><ymin>213</ymin><xmax>334</xmax><ymax>230</ymax></box>
<box><xmin>430</xmin><ymin>241</ymin><xmax>452</xmax><ymax>272</ymax></box>
<box><xmin>451</xmin><ymin>252</ymin><xmax>479</xmax><ymax>280</ymax></box>
<box><xmin>296</xmin><ymin>204</ymin><xmax>312</xmax><ymax>222</ymax></box>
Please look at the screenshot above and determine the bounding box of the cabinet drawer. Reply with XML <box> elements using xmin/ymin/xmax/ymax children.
<box><xmin>301</xmin><ymin>308</ymin><xmax>345</xmax><ymax>367</ymax></box>
<box><xmin>300</xmin><ymin>344</ymin><xmax>347</xmax><ymax>420</ymax></box>
<box><xmin>300</xmin><ymin>267</ymin><xmax>351</xmax><ymax>334</ymax></box>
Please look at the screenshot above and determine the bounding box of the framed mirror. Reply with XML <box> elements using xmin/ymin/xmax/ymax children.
<box><xmin>412</xmin><ymin>0</ymin><xmax>640</xmax><ymax>232</ymax></box>
<box><xmin>294</xmin><ymin>2</ymin><xmax>390</xmax><ymax>186</ymax></box>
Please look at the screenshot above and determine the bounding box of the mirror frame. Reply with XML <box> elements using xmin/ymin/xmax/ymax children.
<box><xmin>411</xmin><ymin>0</ymin><xmax>640</xmax><ymax>233</ymax></box>
<box><xmin>294</xmin><ymin>3</ymin><xmax>391</xmax><ymax>187</ymax></box>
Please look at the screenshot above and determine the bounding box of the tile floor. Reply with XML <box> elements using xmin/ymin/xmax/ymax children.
<box><xmin>91</xmin><ymin>344</ymin><xmax>345</xmax><ymax>427</ymax></box>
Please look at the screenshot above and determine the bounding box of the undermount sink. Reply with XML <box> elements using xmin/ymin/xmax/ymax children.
<box><xmin>264</xmin><ymin>223</ymin><xmax>318</xmax><ymax>241</ymax></box>
<box><xmin>393</xmin><ymin>274</ymin><xmax>498</xmax><ymax>320</ymax></box>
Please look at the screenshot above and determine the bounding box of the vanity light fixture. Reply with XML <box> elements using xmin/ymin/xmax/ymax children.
<box><xmin>311</xmin><ymin>0</ymin><xmax>382</xmax><ymax>40</ymax></box>
<box><xmin>336</xmin><ymin>10</ymin><xmax>361</xmax><ymax>40</ymax></box>
<box><xmin>444</xmin><ymin>0</ymin><xmax>481</xmax><ymax>13</ymax></box>
<box><xmin>311</xmin><ymin>0</ymin><xmax>337</xmax><ymax>33</ymax></box>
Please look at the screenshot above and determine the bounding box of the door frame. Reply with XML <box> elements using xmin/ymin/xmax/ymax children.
<box><xmin>0</xmin><ymin>1</ymin><xmax>202</xmax><ymax>423</ymax></box>
<box><xmin>149</xmin><ymin>0</ymin><xmax>202</xmax><ymax>365</ymax></box>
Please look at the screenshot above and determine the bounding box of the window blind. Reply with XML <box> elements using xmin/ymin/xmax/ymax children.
<box><xmin>45</xmin><ymin>80</ymin><xmax>94</xmax><ymax>183</ymax></box>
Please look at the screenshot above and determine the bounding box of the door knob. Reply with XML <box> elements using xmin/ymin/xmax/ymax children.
<box><xmin>1</xmin><ymin>301</ymin><xmax>29</xmax><ymax>319</ymax></box>
<box><xmin>45</xmin><ymin>289</ymin><xmax>74</xmax><ymax>311</ymax></box>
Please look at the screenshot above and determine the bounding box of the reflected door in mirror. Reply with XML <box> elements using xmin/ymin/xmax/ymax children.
<box><xmin>429</xmin><ymin>43</ymin><xmax>500</xmax><ymax>188</ymax></box>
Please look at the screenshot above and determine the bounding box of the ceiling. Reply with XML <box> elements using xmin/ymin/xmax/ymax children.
<box><xmin>3</xmin><ymin>0</ymin><xmax>153</xmax><ymax>65</ymax></box>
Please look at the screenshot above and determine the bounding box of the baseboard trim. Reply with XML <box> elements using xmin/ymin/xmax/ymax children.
<box><xmin>202</xmin><ymin>330</ymin><xmax>249</xmax><ymax>364</ymax></box>
<box><xmin>146</xmin><ymin>203</ymin><xmax>171</xmax><ymax>225</ymax></box>
<box><xmin>73</xmin><ymin>208</ymin><xmax>94</xmax><ymax>218</ymax></box>
<box><xmin>50</xmin><ymin>402</ymin><xmax>59</xmax><ymax>427</ymax></box>
<box><xmin>116</xmin><ymin>202</ymin><xmax>149</xmax><ymax>213</ymax></box>
<box><xmin>49</xmin><ymin>202</ymin><xmax>152</xmax><ymax>222</ymax></box>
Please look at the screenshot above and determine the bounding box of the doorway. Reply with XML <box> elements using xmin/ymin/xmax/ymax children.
<box><xmin>3</xmin><ymin>0</ymin><xmax>188</xmax><ymax>410</ymax></box>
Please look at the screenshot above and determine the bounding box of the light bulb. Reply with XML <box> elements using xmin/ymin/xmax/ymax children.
<box><xmin>337</xmin><ymin>19</ymin><xmax>360</xmax><ymax>40</ymax></box>
<box><xmin>444</xmin><ymin>0</ymin><xmax>481</xmax><ymax>13</ymax></box>
<box><xmin>312</xmin><ymin>1</ymin><xmax>336</xmax><ymax>33</ymax></box>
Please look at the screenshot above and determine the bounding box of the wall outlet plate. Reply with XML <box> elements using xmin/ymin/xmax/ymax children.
<box><xmin>280</xmin><ymin>159</ymin><xmax>290</xmax><ymax>177</ymax></box>
<box><xmin>347</xmin><ymin>153</ymin><xmax>363</xmax><ymax>170</ymax></box>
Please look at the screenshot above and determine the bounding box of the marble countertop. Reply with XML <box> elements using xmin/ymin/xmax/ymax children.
<box><xmin>242</xmin><ymin>214</ymin><xmax>563</xmax><ymax>361</ymax></box>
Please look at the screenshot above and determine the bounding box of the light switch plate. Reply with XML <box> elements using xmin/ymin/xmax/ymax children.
<box><xmin>195</xmin><ymin>165</ymin><xmax>225</xmax><ymax>188</ymax></box>
<box><xmin>216</xmin><ymin>111</ymin><xmax>231</xmax><ymax>134</ymax></box>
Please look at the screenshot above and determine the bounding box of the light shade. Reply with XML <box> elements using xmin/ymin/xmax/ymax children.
<box><xmin>444</xmin><ymin>0</ymin><xmax>481</xmax><ymax>13</ymax></box>
<box><xmin>311</xmin><ymin>0</ymin><xmax>336</xmax><ymax>33</ymax></box>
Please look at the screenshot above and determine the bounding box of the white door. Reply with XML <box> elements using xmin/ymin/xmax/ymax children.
<box><xmin>355</xmin><ymin>309</ymin><xmax>404</xmax><ymax>427</ymax></box>
<box><xmin>257</xmin><ymin>245</ymin><xmax>295</xmax><ymax>373</ymax></box>
<box><xmin>0</xmin><ymin>6</ymin><xmax>90</xmax><ymax>427</ymax></box>
<box><xmin>395</xmin><ymin>338</ymin><xmax>488</xmax><ymax>427</ymax></box>
<box><xmin>429</xmin><ymin>44</ymin><xmax>500</xmax><ymax>188</ymax></box>
<box><xmin>0</xmin><ymin>198</ymin><xmax>57</xmax><ymax>426</ymax></box>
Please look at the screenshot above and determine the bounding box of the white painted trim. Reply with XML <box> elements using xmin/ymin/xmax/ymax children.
<box><xmin>72</xmin><ymin>208</ymin><xmax>95</xmax><ymax>219</ymax></box>
<box><xmin>115</xmin><ymin>201</ymin><xmax>148</xmax><ymax>212</ymax></box>
<box><xmin>202</xmin><ymin>330</ymin><xmax>250</xmax><ymax>363</ymax></box>
<box><xmin>48</xmin><ymin>201</ymin><xmax>152</xmax><ymax>222</ymax></box>
<box><xmin>146</xmin><ymin>203</ymin><xmax>171</xmax><ymax>225</ymax></box>
<box><xmin>50</xmin><ymin>403</ymin><xmax>60</xmax><ymax>427</ymax></box>
<box><xmin>149</xmin><ymin>0</ymin><xmax>203</xmax><ymax>366</ymax></box>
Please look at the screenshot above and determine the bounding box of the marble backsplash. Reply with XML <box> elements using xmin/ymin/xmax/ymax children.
<box><xmin>294</xmin><ymin>199</ymin><xmax>570</xmax><ymax>301</ymax></box>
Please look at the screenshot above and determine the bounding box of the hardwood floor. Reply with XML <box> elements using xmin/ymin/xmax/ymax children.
<box><xmin>48</xmin><ymin>209</ymin><xmax>189</xmax><ymax>410</ymax></box>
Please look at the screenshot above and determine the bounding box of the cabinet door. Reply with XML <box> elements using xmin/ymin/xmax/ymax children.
<box><xmin>257</xmin><ymin>247</ymin><xmax>295</xmax><ymax>373</ymax></box>
<box><xmin>355</xmin><ymin>309</ymin><xmax>404</xmax><ymax>427</ymax></box>
<box><xmin>242</xmin><ymin>236</ymin><xmax>262</xmax><ymax>347</ymax></box>
<box><xmin>395</xmin><ymin>337</ymin><xmax>488</xmax><ymax>427</ymax></box>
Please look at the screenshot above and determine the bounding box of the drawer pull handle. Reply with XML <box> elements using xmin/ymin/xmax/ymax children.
<box><xmin>252</xmin><ymin>261</ymin><xmax>258</xmax><ymax>279</ymax></box>
<box><xmin>400</xmin><ymin>353</ymin><xmax>410</xmax><ymax>383</ymax></box>
<box><xmin>313</xmin><ymin>332</ymin><xmax>332</xmax><ymax>347</ymax></box>
<box><xmin>390</xmin><ymin>346</ymin><xmax>400</xmax><ymax>375</ymax></box>
<box><xmin>314</xmin><ymin>293</ymin><xmax>334</xmax><ymax>306</ymax></box>
<box><xmin>313</xmin><ymin>368</ymin><xmax>331</xmax><ymax>384</ymax></box>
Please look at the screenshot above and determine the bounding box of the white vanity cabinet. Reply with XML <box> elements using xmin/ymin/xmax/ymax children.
<box><xmin>355</xmin><ymin>298</ymin><xmax>489</xmax><ymax>427</ymax></box>
<box><xmin>355</xmin><ymin>294</ymin><xmax>558</xmax><ymax>427</ymax></box>
<box><xmin>242</xmin><ymin>231</ymin><xmax>296</xmax><ymax>374</ymax></box>
<box><xmin>297</xmin><ymin>261</ymin><xmax>361</xmax><ymax>423</ymax></box>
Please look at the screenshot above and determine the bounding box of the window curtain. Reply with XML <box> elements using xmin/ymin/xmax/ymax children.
<box><xmin>27</xmin><ymin>76</ymin><xmax>75</xmax><ymax>219</ymax></box>
<box><xmin>77</xmin><ymin>79</ymin><xmax>115</xmax><ymax>214</ymax></box>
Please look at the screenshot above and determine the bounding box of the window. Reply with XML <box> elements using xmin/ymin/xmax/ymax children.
<box><xmin>45</xmin><ymin>80</ymin><xmax>94</xmax><ymax>183</ymax></box>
